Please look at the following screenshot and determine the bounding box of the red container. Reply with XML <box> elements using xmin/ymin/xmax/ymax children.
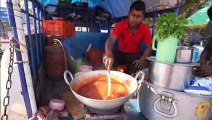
<box><xmin>43</xmin><ymin>20</ymin><xmax>66</xmax><ymax>38</ymax></box>
<box><xmin>46</xmin><ymin>35</ymin><xmax>53</xmax><ymax>45</ymax></box>
<box><xmin>88</xmin><ymin>49</ymin><xmax>105</xmax><ymax>70</ymax></box>
<box><xmin>43</xmin><ymin>20</ymin><xmax>75</xmax><ymax>38</ymax></box>
<box><xmin>66</xmin><ymin>22</ymin><xmax>75</xmax><ymax>37</ymax></box>
<box><xmin>44</xmin><ymin>44</ymin><xmax>66</xmax><ymax>81</ymax></box>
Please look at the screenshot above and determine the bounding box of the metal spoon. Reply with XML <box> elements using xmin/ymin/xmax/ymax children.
<box><xmin>107</xmin><ymin>69</ymin><xmax>111</xmax><ymax>98</ymax></box>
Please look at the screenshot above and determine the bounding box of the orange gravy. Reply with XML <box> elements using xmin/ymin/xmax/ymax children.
<box><xmin>76</xmin><ymin>74</ymin><xmax>129</xmax><ymax>100</ymax></box>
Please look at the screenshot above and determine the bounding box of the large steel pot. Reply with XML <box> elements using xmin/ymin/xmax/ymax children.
<box><xmin>64</xmin><ymin>70</ymin><xmax>144</xmax><ymax>110</ymax></box>
<box><xmin>138</xmin><ymin>80</ymin><xmax>212</xmax><ymax>120</ymax></box>
<box><xmin>148</xmin><ymin>57</ymin><xmax>199</xmax><ymax>91</ymax></box>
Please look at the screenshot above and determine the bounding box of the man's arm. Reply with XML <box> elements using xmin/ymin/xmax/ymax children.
<box><xmin>199</xmin><ymin>49</ymin><xmax>207</xmax><ymax>65</ymax></box>
<box><xmin>105</xmin><ymin>35</ymin><xmax>117</xmax><ymax>57</ymax></box>
<box><xmin>133</xmin><ymin>25</ymin><xmax>152</xmax><ymax>68</ymax></box>
<box><xmin>140</xmin><ymin>45</ymin><xmax>152</xmax><ymax>60</ymax></box>
<box><xmin>104</xmin><ymin>34</ymin><xmax>118</xmax><ymax>69</ymax></box>
<box><xmin>133</xmin><ymin>45</ymin><xmax>152</xmax><ymax>68</ymax></box>
<box><xmin>141</xmin><ymin>25</ymin><xmax>152</xmax><ymax>60</ymax></box>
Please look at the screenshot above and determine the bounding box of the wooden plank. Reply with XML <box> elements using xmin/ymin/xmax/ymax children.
<box><xmin>58</xmin><ymin>90</ymin><xmax>86</xmax><ymax>120</ymax></box>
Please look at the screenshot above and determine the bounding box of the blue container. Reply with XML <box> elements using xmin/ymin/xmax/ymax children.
<box><xmin>192</xmin><ymin>45</ymin><xmax>204</xmax><ymax>62</ymax></box>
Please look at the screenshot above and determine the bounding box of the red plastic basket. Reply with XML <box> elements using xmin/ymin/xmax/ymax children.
<box><xmin>43</xmin><ymin>20</ymin><xmax>75</xmax><ymax>38</ymax></box>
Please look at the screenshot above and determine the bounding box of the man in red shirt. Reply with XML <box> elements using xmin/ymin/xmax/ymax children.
<box><xmin>103</xmin><ymin>0</ymin><xmax>152</xmax><ymax>74</ymax></box>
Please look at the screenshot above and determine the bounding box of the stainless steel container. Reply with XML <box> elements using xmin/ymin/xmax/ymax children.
<box><xmin>175</xmin><ymin>46</ymin><xmax>193</xmax><ymax>63</ymax></box>
<box><xmin>147</xmin><ymin>57</ymin><xmax>199</xmax><ymax>91</ymax></box>
<box><xmin>138</xmin><ymin>80</ymin><xmax>212</xmax><ymax>120</ymax></box>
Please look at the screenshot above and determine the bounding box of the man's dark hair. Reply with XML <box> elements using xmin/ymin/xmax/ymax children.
<box><xmin>129</xmin><ymin>0</ymin><xmax>146</xmax><ymax>13</ymax></box>
<box><xmin>207</xmin><ymin>6</ymin><xmax>212</xmax><ymax>21</ymax></box>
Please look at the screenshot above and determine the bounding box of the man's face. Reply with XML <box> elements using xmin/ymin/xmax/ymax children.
<box><xmin>128</xmin><ymin>9</ymin><xmax>144</xmax><ymax>27</ymax></box>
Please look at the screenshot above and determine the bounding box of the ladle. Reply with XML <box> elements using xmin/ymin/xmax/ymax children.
<box><xmin>107</xmin><ymin>69</ymin><xmax>111</xmax><ymax>98</ymax></box>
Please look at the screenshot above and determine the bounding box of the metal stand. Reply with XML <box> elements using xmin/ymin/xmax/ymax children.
<box><xmin>85</xmin><ymin>106</ymin><xmax>127</xmax><ymax>120</ymax></box>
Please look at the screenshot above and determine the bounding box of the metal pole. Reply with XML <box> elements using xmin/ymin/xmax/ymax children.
<box><xmin>23</xmin><ymin>0</ymin><xmax>36</xmax><ymax>76</ymax></box>
<box><xmin>32</xmin><ymin>2</ymin><xmax>40</xmax><ymax>66</ymax></box>
<box><xmin>176</xmin><ymin>0</ymin><xmax>184</xmax><ymax>16</ymax></box>
<box><xmin>176</xmin><ymin>6</ymin><xmax>180</xmax><ymax>16</ymax></box>
<box><xmin>0</xmin><ymin>19</ymin><xmax>2</xmax><ymax>37</ymax></box>
<box><xmin>41</xmin><ymin>9</ymin><xmax>44</xmax><ymax>56</ymax></box>
<box><xmin>6</xmin><ymin>0</ymin><xmax>33</xmax><ymax>118</ymax></box>
<box><xmin>152</xmin><ymin>12</ymin><xmax>157</xmax><ymax>38</ymax></box>
<box><xmin>37</xmin><ymin>8</ymin><xmax>43</xmax><ymax>60</ymax></box>
<box><xmin>10</xmin><ymin>0</ymin><xmax>38</xmax><ymax>115</ymax></box>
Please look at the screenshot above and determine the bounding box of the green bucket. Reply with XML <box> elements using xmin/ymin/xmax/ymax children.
<box><xmin>152</xmin><ymin>35</ymin><xmax>178</xmax><ymax>64</ymax></box>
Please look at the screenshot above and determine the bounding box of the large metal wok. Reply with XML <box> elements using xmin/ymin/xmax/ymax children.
<box><xmin>64</xmin><ymin>70</ymin><xmax>144</xmax><ymax>110</ymax></box>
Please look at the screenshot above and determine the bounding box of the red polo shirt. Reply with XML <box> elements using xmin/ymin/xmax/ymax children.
<box><xmin>112</xmin><ymin>19</ymin><xmax>152</xmax><ymax>54</ymax></box>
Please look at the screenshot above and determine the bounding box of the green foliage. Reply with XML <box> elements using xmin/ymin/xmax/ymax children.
<box><xmin>155</xmin><ymin>13</ymin><xmax>189</xmax><ymax>41</ymax></box>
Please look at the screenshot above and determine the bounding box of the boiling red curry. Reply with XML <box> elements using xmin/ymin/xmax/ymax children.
<box><xmin>76</xmin><ymin>74</ymin><xmax>129</xmax><ymax>100</ymax></box>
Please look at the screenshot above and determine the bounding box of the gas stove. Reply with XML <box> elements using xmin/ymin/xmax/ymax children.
<box><xmin>85</xmin><ymin>106</ymin><xmax>127</xmax><ymax>120</ymax></box>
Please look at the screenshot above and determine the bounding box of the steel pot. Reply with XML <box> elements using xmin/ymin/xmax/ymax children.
<box><xmin>147</xmin><ymin>57</ymin><xmax>199</xmax><ymax>91</ymax></box>
<box><xmin>138</xmin><ymin>80</ymin><xmax>212</xmax><ymax>120</ymax></box>
<box><xmin>63</xmin><ymin>70</ymin><xmax>144</xmax><ymax>110</ymax></box>
<box><xmin>175</xmin><ymin>46</ymin><xmax>199</xmax><ymax>63</ymax></box>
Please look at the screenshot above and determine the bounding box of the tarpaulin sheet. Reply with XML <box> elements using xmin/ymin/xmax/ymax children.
<box><xmin>40</xmin><ymin>0</ymin><xmax>180</xmax><ymax>17</ymax></box>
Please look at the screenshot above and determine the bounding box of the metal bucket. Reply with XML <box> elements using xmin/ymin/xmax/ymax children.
<box><xmin>175</xmin><ymin>46</ymin><xmax>194</xmax><ymax>63</ymax></box>
<box><xmin>138</xmin><ymin>80</ymin><xmax>212</xmax><ymax>120</ymax></box>
<box><xmin>64</xmin><ymin>70</ymin><xmax>144</xmax><ymax>110</ymax></box>
<box><xmin>175</xmin><ymin>46</ymin><xmax>200</xmax><ymax>63</ymax></box>
<box><xmin>148</xmin><ymin>57</ymin><xmax>199</xmax><ymax>91</ymax></box>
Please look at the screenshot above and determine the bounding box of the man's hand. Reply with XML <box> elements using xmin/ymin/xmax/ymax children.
<box><xmin>196</xmin><ymin>65</ymin><xmax>212</xmax><ymax>77</ymax></box>
<box><xmin>133</xmin><ymin>57</ymin><xmax>145</xmax><ymax>69</ymax></box>
<box><xmin>103</xmin><ymin>56</ymin><xmax>114</xmax><ymax>70</ymax></box>
<box><xmin>104</xmin><ymin>35</ymin><xmax>117</xmax><ymax>70</ymax></box>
